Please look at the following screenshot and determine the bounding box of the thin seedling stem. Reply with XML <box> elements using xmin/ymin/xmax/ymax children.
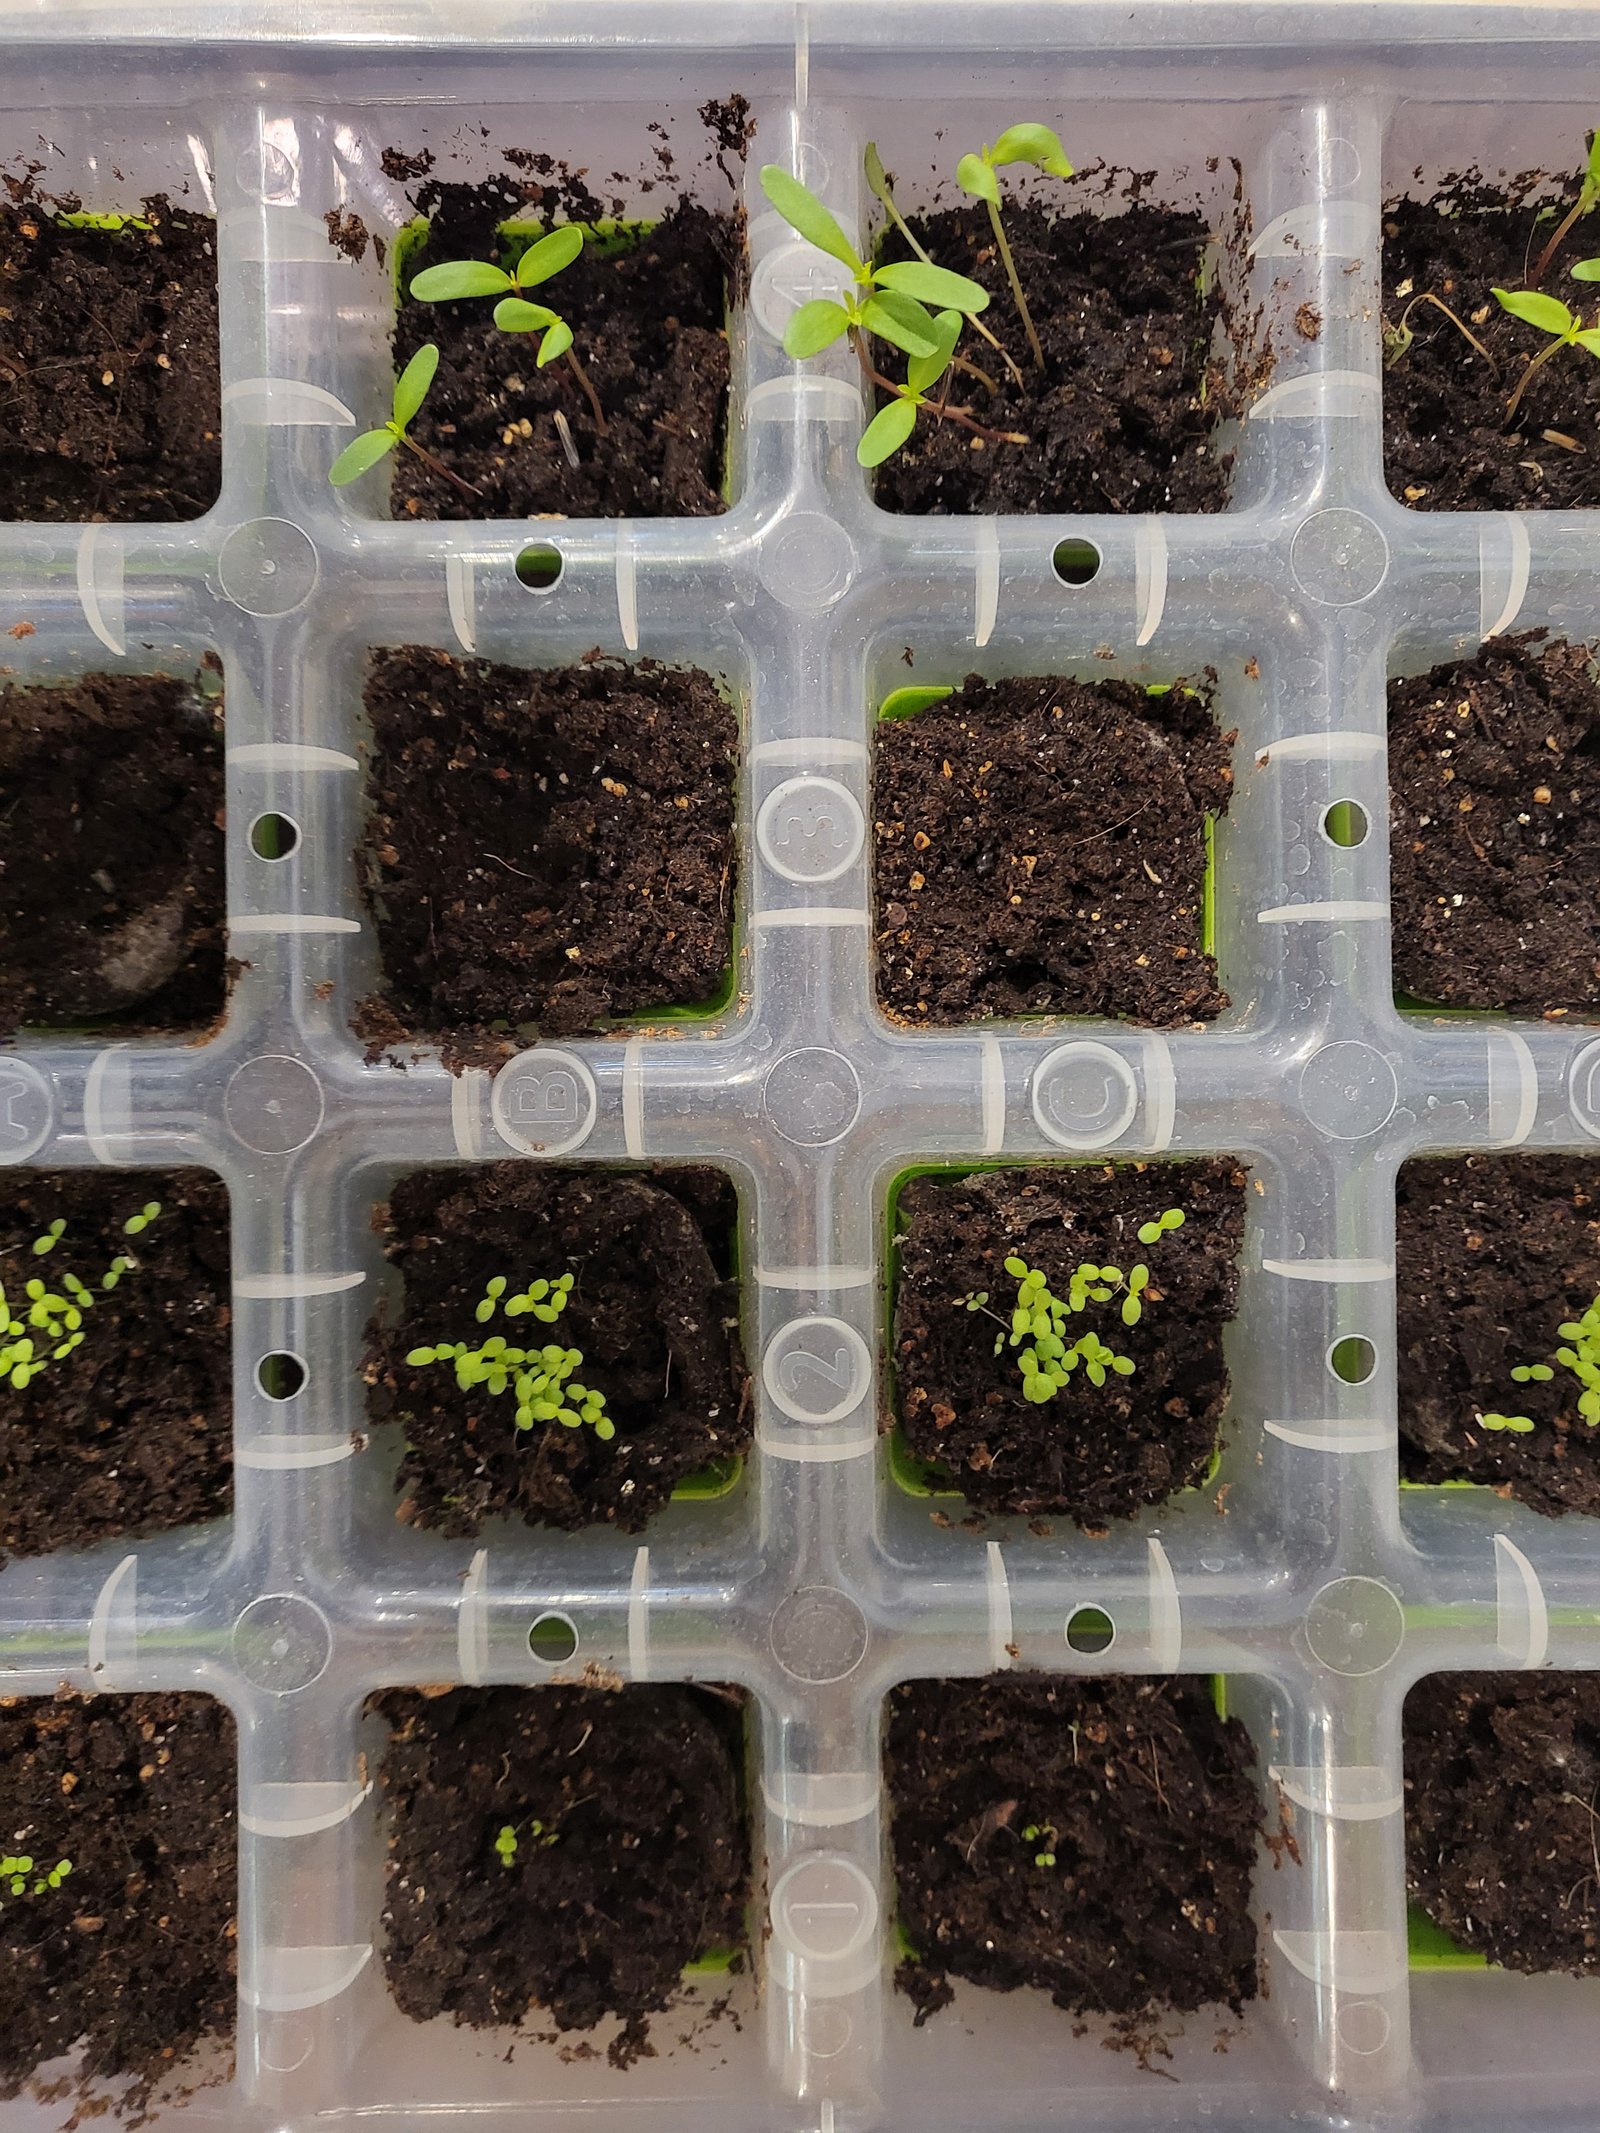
<box><xmin>1505</xmin><ymin>331</ymin><xmax>1570</xmax><ymax>420</ymax></box>
<box><xmin>950</xmin><ymin>350</ymin><xmax>1001</xmax><ymax>394</ymax></box>
<box><xmin>564</xmin><ymin>349</ymin><xmax>609</xmax><ymax>436</ymax></box>
<box><xmin>875</xmin><ymin>177</ymin><xmax>1023</xmax><ymax>383</ymax></box>
<box><xmin>399</xmin><ymin>433</ymin><xmax>484</xmax><ymax>503</ymax></box>
<box><xmin>986</xmin><ymin>196</ymin><xmax>1045</xmax><ymax>370</ymax></box>
<box><xmin>1530</xmin><ymin>195</ymin><xmax>1589</xmax><ymax>291</ymax></box>
<box><xmin>858</xmin><ymin>347</ymin><xmax>1028</xmax><ymax>445</ymax></box>
<box><xmin>1401</xmin><ymin>291</ymin><xmax>1500</xmax><ymax>378</ymax></box>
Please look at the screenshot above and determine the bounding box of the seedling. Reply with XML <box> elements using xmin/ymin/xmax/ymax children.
<box><xmin>857</xmin><ymin>308</ymin><xmax>967</xmax><ymax>467</ymax></box>
<box><xmin>955</xmin><ymin>122</ymin><xmax>1073</xmax><ymax>370</ymax></box>
<box><xmin>1137</xmin><ymin>1206</ymin><xmax>1186</xmax><ymax>1247</ymax></box>
<box><xmin>0</xmin><ymin>1854</ymin><xmax>72</xmax><ymax>1905</ymax></box>
<box><xmin>405</xmin><ymin>1270</ymin><xmax>617</xmax><ymax>1441</ymax></box>
<box><xmin>864</xmin><ymin>141</ymin><xmax>1025</xmax><ymax>386</ymax></box>
<box><xmin>1477</xmin><ymin>1289</ymin><xmax>1600</xmax><ymax>1437</ymax></box>
<box><xmin>1491</xmin><ymin>280</ymin><xmax>1600</xmax><ymax>417</ymax></box>
<box><xmin>1021</xmin><ymin>1822</ymin><xmax>1058</xmax><ymax>1868</ymax></box>
<box><xmin>328</xmin><ymin>343</ymin><xmax>481</xmax><ymax>501</ymax></box>
<box><xmin>493</xmin><ymin>1818</ymin><xmax>554</xmax><ymax>1867</ymax></box>
<box><xmin>1382</xmin><ymin>288</ymin><xmax>1498</xmax><ymax>377</ymax></box>
<box><xmin>408</xmin><ymin>224</ymin><xmax>607</xmax><ymax>434</ymax></box>
<box><xmin>1</xmin><ymin>1206</ymin><xmax>161</xmax><ymax>1392</ymax></box>
<box><xmin>1526</xmin><ymin>129</ymin><xmax>1600</xmax><ymax>289</ymax></box>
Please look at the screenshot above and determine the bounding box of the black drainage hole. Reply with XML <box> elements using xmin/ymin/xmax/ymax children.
<box><xmin>1052</xmin><ymin>538</ymin><xmax>1101</xmax><ymax>586</ymax></box>
<box><xmin>257</xmin><ymin>1352</ymin><xmax>306</xmax><ymax>1401</ymax></box>
<box><xmin>528</xmin><ymin>1612</ymin><xmax>578</xmax><ymax>1663</ymax></box>
<box><xmin>250</xmin><ymin>812</ymin><xmax>300</xmax><ymax>861</ymax></box>
<box><xmin>1065</xmin><ymin>1605</ymin><xmax>1115</xmax><ymax>1655</ymax></box>
<box><xmin>515</xmin><ymin>543</ymin><xmax>563</xmax><ymax>591</ymax></box>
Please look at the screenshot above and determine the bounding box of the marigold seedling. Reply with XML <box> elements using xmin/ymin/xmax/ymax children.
<box><xmin>864</xmin><ymin>140</ymin><xmax>1025</xmax><ymax>387</ymax></box>
<box><xmin>406</xmin><ymin>1270</ymin><xmax>616</xmax><ymax>1441</ymax></box>
<box><xmin>328</xmin><ymin>343</ymin><xmax>480</xmax><ymax>501</ymax></box>
<box><xmin>1490</xmin><ymin>283</ymin><xmax>1600</xmax><ymax>417</ymax></box>
<box><xmin>1526</xmin><ymin>128</ymin><xmax>1600</xmax><ymax>289</ymax></box>
<box><xmin>955</xmin><ymin>122</ymin><xmax>1073</xmax><ymax>370</ymax></box>
<box><xmin>1382</xmin><ymin>288</ymin><xmax>1498</xmax><ymax>378</ymax></box>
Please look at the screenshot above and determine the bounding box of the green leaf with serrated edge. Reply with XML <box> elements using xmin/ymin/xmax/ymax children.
<box><xmin>392</xmin><ymin>343</ymin><xmax>440</xmax><ymax>427</ymax></box>
<box><xmin>989</xmin><ymin>122</ymin><xmax>1073</xmax><ymax>178</ymax></box>
<box><xmin>1574</xmin><ymin>327</ymin><xmax>1600</xmax><ymax>356</ymax></box>
<box><xmin>513</xmin><ymin>225</ymin><xmax>584</xmax><ymax>288</ymax></box>
<box><xmin>1572</xmin><ymin>256</ymin><xmax>1600</xmax><ymax>280</ymax></box>
<box><xmin>495</xmin><ymin>296</ymin><xmax>560</xmax><ymax>334</ymax></box>
<box><xmin>329</xmin><ymin>427</ymin><xmax>398</xmax><ymax>485</ymax></box>
<box><xmin>783</xmin><ymin>298</ymin><xmax>852</xmax><ymax>357</ymax></box>
<box><xmin>864</xmin><ymin>141</ymin><xmax>893</xmax><ymax>207</ymax></box>
<box><xmin>1493</xmin><ymin>286</ymin><xmax>1577</xmax><ymax>336</ymax></box>
<box><xmin>537</xmin><ymin>319</ymin><xmax>574</xmax><ymax>367</ymax></box>
<box><xmin>906</xmin><ymin>308</ymin><xmax>963</xmax><ymax>394</ymax></box>
<box><xmin>857</xmin><ymin>394</ymin><xmax>918</xmax><ymax>467</ymax></box>
<box><xmin>876</xmin><ymin>258</ymin><xmax>991</xmax><ymax>314</ymax></box>
<box><xmin>860</xmin><ymin>290</ymin><xmax>939</xmax><ymax>358</ymax></box>
<box><xmin>956</xmin><ymin>151</ymin><xmax>1000</xmax><ymax>205</ymax></box>
<box><xmin>759</xmin><ymin>165</ymin><xmax>862</xmax><ymax>272</ymax></box>
<box><xmin>409</xmin><ymin>258</ymin><xmax>513</xmax><ymax>301</ymax></box>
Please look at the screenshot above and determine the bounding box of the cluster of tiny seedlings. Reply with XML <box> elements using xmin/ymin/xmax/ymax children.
<box><xmin>0</xmin><ymin>1203</ymin><xmax>160</xmax><ymax>1392</ymax></box>
<box><xmin>493</xmin><ymin>1817</ymin><xmax>557</xmax><ymax>1867</ymax></box>
<box><xmin>0</xmin><ymin>1853</ymin><xmax>72</xmax><ymax>1907</ymax></box>
<box><xmin>1481</xmin><ymin>1291</ymin><xmax>1600</xmax><ymax>1435</ymax></box>
<box><xmin>760</xmin><ymin>121</ymin><xmax>1073</xmax><ymax>465</ymax></box>
<box><xmin>1021</xmin><ymin>1821</ymin><xmax>1058</xmax><ymax>1868</ymax></box>
<box><xmin>959</xmin><ymin>1207</ymin><xmax>1184</xmax><ymax>1405</ymax></box>
<box><xmin>405</xmin><ymin>1271</ymin><xmax>616</xmax><ymax>1441</ymax></box>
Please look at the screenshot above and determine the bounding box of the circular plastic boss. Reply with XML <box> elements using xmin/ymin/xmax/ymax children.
<box><xmin>752</xmin><ymin>240</ymin><xmax>844</xmax><ymax>344</ymax></box>
<box><xmin>1569</xmin><ymin>1038</ymin><xmax>1600</xmax><ymax>1139</ymax></box>
<box><xmin>1032</xmin><ymin>1041</ymin><xmax>1138</xmax><ymax>1150</ymax></box>
<box><xmin>225</xmin><ymin>1056</ymin><xmax>325</xmax><ymax>1154</ymax></box>
<box><xmin>233</xmin><ymin>1593</ymin><xmax>332</xmax><ymax>1694</ymax></box>
<box><xmin>1290</xmin><ymin>508</ymin><xmax>1388</xmax><ymax>606</ymax></box>
<box><xmin>763</xmin><ymin>1315</ymin><xmax>871</xmax><ymax>1424</ymax></box>
<box><xmin>218</xmin><ymin>519</ymin><xmax>319</xmax><ymax>616</ymax></box>
<box><xmin>1303</xmin><ymin>1577</ymin><xmax>1404</xmax><ymax>1677</ymax></box>
<box><xmin>768</xmin><ymin>1586</ymin><xmax>869</xmax><ymax>1684</ymax></box>
<box><xmin>1299</xmin><ymin>1042</ymin><xmax>1397</xmax><ymax>1140</ymax></box>
<box><xmin>491</xmin><ymin>1048</ymin><xmax>598</xmax><ymax>1156</ymax></box>
<box><xmin>757</xmin><ymin>776</ymin><xmax>864</xmax><ymax>884</ymax></box>
<box><xmin>0</xmin><ymin>1058</ymin><xmax>53</xmax><ymax>1164</ymax></box>
<box><xmin>770</xmin><ymin>1854</ymin><xmax>879</xmax><ymax>1963</ymax></box>
<box><xmin>763</xmin><ymin>1048</ymin><xmax>861</xmax><ymax>1148</ymax></box>
<box><xmin>758</xmin><ymin>512</ymin><xmax>855</xmax><ymax>611</ymax></box>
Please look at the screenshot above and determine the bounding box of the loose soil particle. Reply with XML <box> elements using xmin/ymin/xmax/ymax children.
<box><xmin>358</xmin><ymin>649</ymin><xmax>736</xmax><ymax>1069</ymax></box>
<box><xmin>367</xmin><ymin>1166</ymin><xmax>748</xmax><ymax>1535</ymax></box>
<box><xmin>0</xmin><ymin>1171</ymin><xmax>232</xmax><ymax>1566</ymax></box>
<box><xmin>873</xmin><ymin>674</ymin><xmax>1233</xmax><ymax>1028</ymax></box>
<box><xmin>390</xmin><ymin>184</ymin><xmax>738</xmax><ymax>519</ymax></box>
<box><xmin>0</xmin><ymin>671</ymin><xmax>226</xmax><ymax>1039</ymax></box>
<box><xmin>1407</xmin><ymin>1673</ymin><xmax>1600</xmax><ymax>1971</ymax></box>
<box><xmin>893</xmin><ymin>1161</ymin><xmax>1246</xmax><ymax>1525</ymax></box>
<box><xmin>0</xmin><ymin>196</ymin><xmax>221</xmax><ymax>522</ymax></box>
<box><xmin>1384</xmin><ymin>188</ymin><xmax>1600</xmax><ymax>511</ymax></box>
<box><xmin>887</xmin><ymin>1677</ymin><xmax>1262</xmax><ymax>2025</ymax></box>
<box><xmin>874</xmin><ymin>198</ymin><xmax>1230</xmax><ymax>516</ymax></box>
<box><xmin>372</xmin><ymin>1685</ymin><xmax>747</xmax><ymax>2054</ymax></box>
<box><xmin>1396</xmin><ymin>1154</ymin><xmax>1600</xmax><ymax>1516</ymax></box>
<box><xmin>1389</xmin><ymin>634</ymin><xmax>1600</xmax><ymax>1015</ymax></box>
<box><xmin>0</xmin><ymin>1691</ymin><xmax>237</xmax><ymax>2101</ymax></box>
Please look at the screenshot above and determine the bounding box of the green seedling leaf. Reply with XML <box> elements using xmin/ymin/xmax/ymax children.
<box><xmin>537</xmin><ymin>319</ymin><xmax>574</xmax><ymax>367</ymax></box>
<box><xmin>1571</xmin><ymin>256</ymin><xmax>1600</xmax><ymax>281</ymax></box>
<box><xmin>906</xmin><ymin>308</ymin><xmax>963</xmax><ymax>394</ymax></box>
<box><xmin>860</xmin><ymin>289</ymin><xmax>940</xmax><ymax>357</ymax></box>
<box><xmin>1576</xmin><ymin>327</ymin><xmax>1600</xmax><ymax>356</ymax></box>
<box><xmin>494</xmin><ymin>296</ymin><xmax>560</xmax><ymax>333</ymax></box>
<box><xmin>1493</xmin><ymin>286</ymin><xmax>1577</xmax><ymax>335</ymax></box>
<box><xmin>410</xmin><ymin>258</ymin><xmax>514</xmax><ymax>302</ymax></box>
<box><xmin>392</xmin><ymin>342</ymin><xmax>440</xmax><ymax>428</ymax></box>
<box><xmin>328</xmin><ymin>427</ymin><xmax>399</xmax><ymax>484</ymax></box>
<box><xmin>759</xmin><ymin>165</ymin><xmax>862</xmax><ymax>272</ymax></box>
<box><xmin>955</xmin><ymin>151</ymin><xmax>1000</xmax><ymax>205</ymax></box>
<box><xmin>864</xmin><ymin>141</ymin><xmax>894</xmax><ymax>208</ymax></box>
<box><xmin>989</xmin><ymin>122</ymin><xmax>1073</xmax><ymax>177</ymax></box>
<box><xmin>876</xmin><ymin>258</ymin><xmax>991</xmax><ymax>314</ymax></box>
<box><xmin>513</xmin><ymin>225</ymin><xmax>584</xmax><ymax>288</ymax></box>
<box><xmin>784</xmin><ymin>297</ymin><xmax>852</xmax><ymax>358</ymax></box>
<box><xmin>857</xmin><ymin>394</ymin><xmax>919</xmax><ymax>467</ymax></box>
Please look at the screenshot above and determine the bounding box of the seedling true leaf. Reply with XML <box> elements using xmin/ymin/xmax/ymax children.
<box><xmin>956</xmin><ymin>120</ymin><xmax>1073</xmax><ymax>368</ymax></box>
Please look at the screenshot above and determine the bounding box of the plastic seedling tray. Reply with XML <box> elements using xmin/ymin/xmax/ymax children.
<box><xmin>13</xmin><ymin>5</ymin><xmax>1600</xmax><ymax>2132</ymax></box>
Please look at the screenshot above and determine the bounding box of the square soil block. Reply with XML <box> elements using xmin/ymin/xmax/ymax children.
<box><xmin>390</xmin><ymin>178</ymin><xmax>739</xmax><ymax>520</ymax></box>
<box><xmin>887</xmin><ymin>1677</ymin><xmax>1261</xmax><ymax>2026</ymax></box>
<box><xmin>366</xmin><ymin>1165</ymin><xmax>749</xmax><ymax>1535</ymax></box>
<box><xmin>372</xmin><ymin>1684</ymin><xmax>747</xmax><ymax>2055</ymax></box>
<box><xmin>1389</xmin><ymin>635</ymin><xmax>1600</xmax><ymax>1015</ymax></box>
<box><xmin>1406</xmin><ymin>1673</ymin><xmax>1600</xmax><ymax>1972</ymax></box>
<box><xmin>892</xmin><ymin>1160</ymin><xmax>1245</xmax><ymax>1526</ymax></box>
<box><xmin>873</xmin><ymin>198</ymin><xmax>1231</xmax><ymax>515</ymax></box>
<box><xmin>1396</xmin><ymin>1153</ymin><xmax>1600</xmax><ymax>1516</ymax></box>
<box><xmin>0</xmin><ymin>670</ymin><xmax>227</xmax><ymax>1039</ymax></box>
<box><xmin>0</xmin><ymin>196</ymin><xmax>221</xmax><ymax>523</ymax></box>
<box><xmin>358</xmin><ymin>650</ymin><xmax>737</xmax><ymax>1068</ymax></box>
<box><xmin>0</xmin><ymin>1171</ymin><xmax>232</xmax><ymax>1566</ymax></box>
<box><xmin>1384</xmin><ymin>185</ymin><xmax>1600</xmax><ymax>511</ymax></box>
<box><xmin>873</xmin><ymin>675</ymin><xmax>1232</xmax><ymax>1028</ymax></box>
<box><xmin>0</xmin><ymin>1691</ymin><xmax>237</xmax><ymax>2103</ymax></box>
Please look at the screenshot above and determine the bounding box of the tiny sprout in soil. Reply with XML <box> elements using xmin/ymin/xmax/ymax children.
<box><xmin>405</xmin><ymin>1270</ymin><xmax>617</xmax><ymax>1440</ymax></box>
<box><xmin>329</xmin><ymin>343</ymin><xmax>481</xmax><ymax>501</ymax></box>
<box><xmin>1479</xmin><ymin>1289</ymin><xmax>1600</xmax><ymax>1435</ymax></box>
<box><xmin>954</xmin><ymin>122</ymin><xmax>1074</xmax><ymax>370</ymax></box>
<box><xmin>0</xmin><ymin>1854</ymin><xmax>72</xmax><ymax>1904</ymax></box>
<box><xmin>493</xmin><ymin>1818</ymin><xmax>554</xmax><ymax>1867</ymax></box>
<box><xmin>1526</xmin><ymin>129</ymin><xmax>1600</xmax><ymax>290</ymax></box>
<box><xmin>1</xmin><ymin>1203</ymin><xmax>162</xmax><ymax>1391</ymax></box>
<box><xmin>1491</xmin><ymin>278</ymin><xmax>1600</xmax><ymax>417</ymax></box>
<box><xmin>1020</xmin><ymin>1823</ymin><xmax>1058</xmax><ymax>1868</ymax></box>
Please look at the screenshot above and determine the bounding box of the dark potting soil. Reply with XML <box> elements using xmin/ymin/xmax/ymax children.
<box><xmin>357</xmin><ymin>649</ymin><xmax>736</xmax><ymax>1070</ymax></box>
<box><xmin>888</xmin><ymin>1676</ymin><xmax>1261</xmax><ymax>2025</ymax></box>
<box><xmin>873</xmin><ymin>675</ymin><xmax>1232</xmax><ymax>1028</ymax></box>
<box><xmin>1406</xmin><ymin>1673</ymin><xmax>1600</xmax><ymax>1971</ymax></box>
<box><xmin>0</xmin><ymin>195</ymin><xmax>221</xmax><ymax>522</ymax></box>
<box><xmin>0</xmin><ymin>1691</ymin><xmax>237</xmax><ymax>2101</ymax></box>
<box><xmin>0</xmin><ymin>671</ymin><xmax>227</xmax><ymax>1039</ymax></box>
<box><xmin>893</xmin><ymin>1161</ymin><xmax>1245</xmax><ymax>1526</ymax></box>
<box><xmin>873</xmin><ymin>198</ymin><xmax>1231</xmax><ymax>516</ymax></box>
<box><xmin>372</xmin><ymin>1684</ymin><xmax>747</xmax><ymax>2051</ymax></box>
<box><xmin>1384</xmin><ymin>188</ymin><xmax>1600</xmax><ymax>511</ymax></box>
<box><xmin>1396</xmin><ymin>1154</ymin><xmax>1600</xmax><ymax>1516</ymax></box>
<box><xmin>0</xmin><ymin>1171</ymin><xmax>232</xmax><ymax>1566</ymax></box>
<box><xmin>390</xmin><ymin>186</ymin><xmax>738</xmax><ymax>519</ymax></box>
<box><xmin>1389</xmin><ymin>634</ymin><xmax>1600</xmax><ymax>1016</ymax></box>
<box><xmin>367</xmin><ymin>1166</ymin><xmax>748</xmax><ymax>1535</ymax></box>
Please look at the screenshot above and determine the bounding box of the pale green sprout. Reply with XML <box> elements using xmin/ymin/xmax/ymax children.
<box><xmin>992</xmin><ymin>1254</ymin><xmax>1137</xmax><ymax>1402</ymax></box>
<box><xmin>864</xmin><ymin>141</ymin><xmax>1025</xmax><ymax>387</ymax></box>
<box><xmin>1527</xmin><ymin>130</ymin><xmax>1600</xmax><ymax>289</ymax></box>
<box><xmin>1490</xmin><ymin>284</ymin><xmax>1600</xmax><ymax>417</ymax></box>
<box><xmin>328</xmin><ymin>343</ymin><xmax>479</xmax><ymax>502</ymax></box>
<box><xmin>406</xmin><ymin>1271</ymin><xmax>616</xmax><ymax>1441</ymax></box>
<box><xmin>955</xmin><ymin>122</ymin><xmax>1073</xmax><ymax>370</ymax></box>
<box><xmin>1021</xmin><ymin>1822</ymin><xmax>1058</xmax><ymax>1868</ymax></box>
<box><xmin>1478</xmin><ymin>1290</ymin><xmax>1600</xmax><ymax>1438</ymax></box>
<box><xmin>0</xmin><ymin>1854</ymin><xmax>72</xmax><ymax>1904</ymax></box>
<box><xmin>409</xmin><ymin>225</ymin><xmax>607</xmax><ymax>434</ymax></box>
<box><xmin>2</xmin><ymin>1207</ymin><xmax>162</xmax><ymax>1392</ymax></box>
<box><xmin>1137</xmin><ymin>1207</ymin><xmax>1186</xmax><ymax>1247</ymax></box>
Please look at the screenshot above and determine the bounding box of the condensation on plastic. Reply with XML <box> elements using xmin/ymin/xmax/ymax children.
<box><xmin>6</xmin><ymin>23</ymin><xmax>1600</xmax><ymax>2133</ymax></box>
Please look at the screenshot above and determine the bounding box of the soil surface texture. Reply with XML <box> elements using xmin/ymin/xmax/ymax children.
<box><xmin>0</xmin><ymin>1691</ymin><xmax>236</xmax><ymax>2102</ymax></box>
<box><xmin>874</xmin><ymin>197</ymin><xmax>1230</xmax><ymax>516</ymax></box>
<box><xmin>367</xmin><ymin>1166</ymin><xmax>748</xmax><ymax>1535</ymax></box>
<box><xmin>358</xmin><ymin>649</ymin><xmax>736</xmax><ymax>1068</ymax></box>
<box><xmin>1397</xmin><ymin>1153</ymin><xmax>1600</xmax><ymax>1515</ymax></box>
<box><xmin>873</xmin><ymin>674</ymin><xmax>1232</xmax><ymax>1028</ymax></box>
<box><xmin>1389</xmin><ymin>633</ymin><xmax>1600</xmax><ymax>1015</ymax></box>
<box><xmin>0</xmin><ymin>671</ymin><xmax>226</xmax><ymax>1039</ymax></box>
<box><xmin>893</xmin><ymin>1160</ymin><xmax>1245</xmax><ymax>1525</ymax></box>
<box><xmin>1407</xmin><ymin>1672</ymin><xmax>1600</xmax><ymax>1971</ymax></box>
<box><xmin>1384</xmin><ymin>187</ymin><xmax>1600</xmax><ymax>511</ymax></box>
<box><xmin>373</xmin><ymin>1684</ymin><xmax>747</xmax><ymax>2055</ymax></box>
<box><xmin>888</xmin><ymin>1676</ymin><xmax>1261</xmax><ymax>2025</ymax></box>
<box><xmin>391</xmin><ymin>184</ymin><xmax>738</xmax><ymax>519</ymax></box>
<box><xmin>0</xmin><ymin>195</ymin><xmax>221</xmax><ymax>521</ymax></box>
